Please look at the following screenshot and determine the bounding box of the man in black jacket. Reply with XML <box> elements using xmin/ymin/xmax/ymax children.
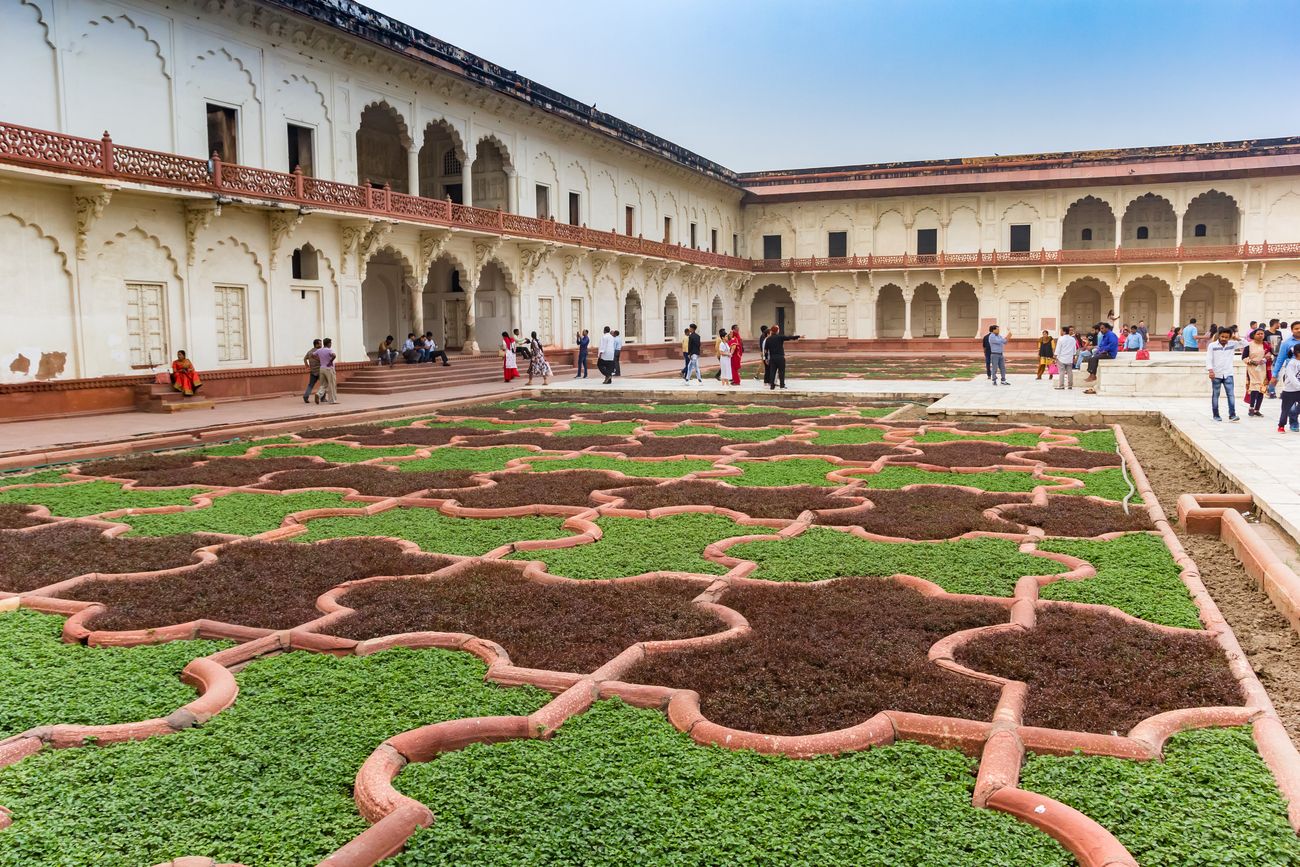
<box><xmin>684</xmin><ymin>324</ymin><xmax>703</xmax><ymax>383</ymax></box>
<box><xmin>763</xmin><ymin>325</ymin><xmax>801</xmax><ymax>389</ymax></box>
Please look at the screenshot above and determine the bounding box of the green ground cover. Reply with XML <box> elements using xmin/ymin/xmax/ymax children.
<box><xmin>296</xmin><ymin>507</ymin><xmax>572</xmax><ymax>555</ymax></box>
<box><xmin>255</xmin><ymin>443</ymin><xmax>419</xmax><ymax>463</ymax></box>
<box><xmin>0</xmin><ymin>609</ymin><xmax>230</xmax><ymax>740</ymax></box>
<box><xmin>1022</xmin><ymin>727</ymin><xmax>1300</xmax><ymax>867</ymax></box>
<box><xmin>1052</xmin><ymin>469</ymin><xmax>1142</xmax><ymax>503</ymax></box>
<box><xmin>506</xmin><ymin>513</ymin><xmax>745</xmax><ymax>579</ymax></box>
<box><xmin>653</xmin><ymin>424</ymin><xmax>793</xmax><ymax>442</ymax></box>
<box><xmin>199</xmin><ymin>436</ymin><xmax>295</xmax><ymax>456</ymax></box>
<box><xmin>726</xmin><ymin>458</ymin><xmax>844</xmax><ymax>487</ymax></box>
<box><xmin>395</xmin><ymin>447</ymin><xmax>542</xmax><ymax>473</ymax></box>
<box><xmin>1070</xmin><ymin>429</ymin><xmax>1119</xmax><ymax>452</ymax></box>
<box><xmin>730</xmin><ymin>529</ymin><xmax>1066</xmax><ymax>595</ymax></box>
<box><xmin>854</xmin><ymin>466</ymin><xmax>1046</xmax><ymax>494</ymax></box>
<box><xmin>0</xmin><ymin>481</ymin><xmax>207</xmax><ymax>518</ymax></box>
<box><xmin>810</xmin><ymin>426</ymin><xmax>888</xmax><ymax>444</ymax></box>
<box><xmin>0</xmin><ymin>469</ymin><xmax>75</xmax><ymax>487</ymax></box>
<box><xmin>0</xmin><ymin>648</ymin><xmax>548</xmax><ymax>867</ymax></box>
<box><xmin>910</xmin><ymin>430</ymin><xmax>1047</xmax><ymax>448</ymax></box>
<box><xmin>391</xmin><ymin>699</ymin><xmax>1070</xmax><ymax>867</ymax></box>
<box><xmin>524</xmin><ymin>455</ymin><xmax>716</xmax><ymax>478</ymax></box>
<box><xmin>118</xmin><ymin>491</ymin><xmax>351</xmax><ymax>537</ymax></box>
<box><xmin>1037</xmin><ymin>533</ymin><xmax>1201</xmax><ymax>628</ymax></box>
<box><xmin>422</xmin><ymin>419</ymin><xmax>550</xmax><ymax>431</ymax></box>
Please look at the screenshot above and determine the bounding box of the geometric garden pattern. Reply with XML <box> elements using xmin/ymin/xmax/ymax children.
<box><xmin>0</xmin><ymin>397</ymin><xmax>1297</xmax><ymax>866</ymax></box>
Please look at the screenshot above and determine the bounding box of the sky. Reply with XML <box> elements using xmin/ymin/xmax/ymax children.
<box><xmin>364</xmin><ymin>0</ymin><xmax>1300</xmax><ymax>172</ymax></box>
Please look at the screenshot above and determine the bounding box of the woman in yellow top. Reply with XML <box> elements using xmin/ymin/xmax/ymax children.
<box><xmin>1036</xmin><ymin>331</ymin><xmax>1056</xmax><ymax>380</ymax></box>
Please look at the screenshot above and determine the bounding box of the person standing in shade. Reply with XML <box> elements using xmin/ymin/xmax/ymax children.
<box><xmin>763</xmin><ymin>324</ymin><xmax>801</xmax><ymax>390</ymax></box>
<box><xmin>612</xmin><ymin>330</ymin><xmax>623</xmax><ymax>376</ymax></box>
<box><xmin>679</xmin><ymin>328</ymin><xmax>691</xmax><ymax>378</ymax></box>
<box><xmin>423</xmin><ymin>332</ymin><xmax>450</xmax><ymax>366</ymax></box>
<box><xmin>313</xmin><ymin>338</ymin><xmax>338</xmax><ymax>405</ymax></box>
<box><xmin>576</xmin><ymin>329</ymin><xmax>590</xmax><ymax>379</ymax></box>
<box><xmin>302</xmin><ymin>338</ymin><xmax>322</xmax><ymax>403</ymax></box>
<box><xmin>987</xmin><ymin>324</ymin><xmax>1010</xmax><ymax>385</ymax></box>
<box><xmin>375</xmin><ymin>335</ymin><xmax>397</xmax><ymax>365</ymax></box>
<box><xmin>1054</xmin><ymin>326</ymin><xmax>1078</xmax><ymax>391</ymax></box>
<box><xmin>1206</xmin><ymin>327</ymin><xmax>1243</xmax><ymax>422</ymax></box>
<box><xmin>1276</xmin><ymin>344</ymin><xmax>1300</xmax><ymax>433</ymax></box>
<box><xmin>1181</xmin><ymin>318</ymin><xmax>1200</xmax><ymax>352</ymax></box>
<box><xmin>597</xmin><ymin>326</ymin><xmax>617</xmax><ymax>384</ymax></box>
<box><xmin>684</xmin><ymin>324</ymin><xmax>703</xmax><ymax>384</ymax></box>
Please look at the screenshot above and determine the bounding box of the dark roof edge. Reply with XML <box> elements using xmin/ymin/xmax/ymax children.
<box><xmin>263</xmin><ymin>0</ymin><xmax>742</xmax><ymax>188</ymax></box>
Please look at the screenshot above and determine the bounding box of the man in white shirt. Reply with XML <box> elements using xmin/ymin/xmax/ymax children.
<box><xmin>1053</xmin><ymin>326</ymin><xmax>1079</xmax><ymax>391</ymax></box>
<box><xmin>1205</xmin><ymin>327</ymin><xmax>1243</xmax><ymax>422</ymax></box>
<box><xmin>597</xmin><ymin>326</ymin><xmax>617</xmax><ymax>384</ymax></box>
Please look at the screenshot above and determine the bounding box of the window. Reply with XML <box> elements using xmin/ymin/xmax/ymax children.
<box><xmin>1136</xmin><ymin>226</ymin><xmax>1150</xmax><ymax>240</ymax></box>
<box><xmin>125</xmin><ymin>282</ymin><xmax>167</xmax><ymax>368</ymax></box>
<box><xmin>568</xmin><ymin>192</ymin><xmax>581</xmax><ymax>226</ymax></box>
<box><xmin>711</xmin><ymin>228</ymin><xmax>718</xmax><ymax>253</ymax></box>
<box><xmin>690</xmin><ymin>223</ymin><xmax>698</xmax><ymax>249</ymax></box>
<box><xmin>625</xmin><ymin>206</ymin><xmax>635</xmax><ymax>235</ymax></box>
<box><xmin>1009</xmin><ymin>224</ymin><xmax>1031</xmax><ymax>253</ymax></box>
<box><xmin>1081</xmin><ymin>228</ymin><xmax>1093</xmax><ymax>241</ymax></box>
<box><xmin>915</xmin><ymin>229</ymin><xmax>937</xmax><ymax>256</ymax></box>
<box><xmin>732</xmin><ymin>233</ymin><xmax>739</xmax><ymax>256</ymax></box>
<box><xmin>287</xmin><ymin>124</ymin><xmax>314</xmax><ymax>176</ymax></box>
<box><xmin>828</xmin><ymin>231</ymin><xmax>848</xmax><ymax>258</ymax></box>
<box><xmin>762</xmin><ymin>234</ymin><xmax>782</xmax><ymax>260</ymax></box>
<box><xmin>535</xmin><ymin>185</ymin><xmax>550</xmax><ymax>220</ymax></box>
<box><xmin>443</xmin><ymin>150</ymin><xmax>462</xmax><ymax>176</ymax></box>
<box><xmin>206</xmin><ymin>104</ymin><xmax>238</xmax><ymax>163</ymax></box>
<box><xmin>663</xmin><ymin>216</ymin><xmax>673</xmax><ymax>243</ymax></box>
<box><xmin>291</xmin><ymin>246</ymin><xmax>319</xmax><ymax>281</ymax></box>
<box><xmin>570</xmin><ymin>298</ymin><xmax>583</xmax><ymax>339</ymax></box>
<box><xmin>1194</xmin><ymin>223</ymin><xmax>1207</xmax><ymax>237</ymax></box>
<box><xmin>214</xmin><ymin>285</ymin><xmax>248</xmax><ymax>362</ymax></box>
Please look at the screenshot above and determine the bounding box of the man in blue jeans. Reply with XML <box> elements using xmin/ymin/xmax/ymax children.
<box><xmin>575</xmin><ymin>329</ymin><xmax>590</xmax><ymax>378</ymax></box>
<box><xmin>1206</xmin><ymin>327</ymin><xmax>1243</xmax><ymax>422</ymax></box>
<box><xmin>986</xmin><ymin>324</ymin><xmax>1010</xmax><ymax>384</ymax></box>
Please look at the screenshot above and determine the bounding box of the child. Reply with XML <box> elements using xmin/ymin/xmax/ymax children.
<box><xmin>1278</xmin><ymin>344</ymin><xmax>1300</xmax><ymax>433</ymax></box>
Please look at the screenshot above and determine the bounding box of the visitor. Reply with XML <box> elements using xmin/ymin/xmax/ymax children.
<box><xmin>1266</xmin><ymin>319</ymin><xmax>1284</xmax><ymax>397</ymax></box>
<box><xmin>715</xmin><ymin>328</ymin><xmax>731</xmax><ymax>383</ymax></box>
<box><xmin>1054</xmin><ymin>326</ymin><xmax>1078</xmax><ymax>391</ymax></box>
<box><xmin>375</xmin><ymin>335</ymin><xmax>396</xmax><ymax>365</ymax></box>
<box><xmin>1244</xmin><ymin>328</ymin><xmax>1274</xmax><ymax>417</ymax></box>
<box><xmin>612</xmin><ymin>329</ymin><xmax>623</xmax><ymax>376</ymax></box>
<box><xmin>1123</xmin><ymin>325</ymin><xmax>1145</xmax><ymax>352</ymax></box>
<box><xmin>1137</xmin><ymin>320</ymin><xmax>1149</xmax><ymax>343</ymax></box>
<box><xmin>525</xmin><ymin>331</ymin><xmax>551</xmax><ymax>386</ymax></box>
<box><xmin>757</xmin><ymin>325</ymin><xmax>770</xmax><ymax>382</ymax></box>
<box><xmin>313</xmin><ymin>338</ymin><xmax>337</xmax><ymax>405</ymax></box>
<box><xmin>402</xmin><ymin>332</ymin><xmax>417</xmax><ymax>357</ymax></box>
<box><xmin>501</xmin><ymin>331</ymin><xmax>519</xmax><ymax>382</ymax></box>
<box><xmin>679</xmin><ymin>328</ymin><xmax>691</xmax><ymax>378</ymax></box>
<box><xmin>728</xmin><ymin>324</ymin><xmax>744</xmax><ymax>386</ymax></box>
<box><xmin>684</xmin><ymin>324</ymin><xmax>703</xmax><ymax>384</ymax></box>
<box><xmin>597</xmin><ymin>326</ymin><xmax>617</xmax><ymax>384</ymax></box>
<box><xmin>1271</xmin><ymin>321</ymin><xmax>1300</xmax><ymax>385</ymax></box>
<box><xmin>170</xmin><ymin>350</ymin><xmax>202</xmax><ymax>397</ymax></box>
<box><xmin>576</xmin><ymin>329</ymin><xmax>590</xmax><ymax>379</ymax></box>
<box><xmin>423</xmin><ymin>332</ymin><xmax>450</xmax><ymax>366</ymax></box>
<box><xmin>1083</xmin><ymin>322</ymin><xmax>1117</xmax><ymax>389</ymax></box>
<box><xmin>1277</xmin><ymin>344</ymin><xmax>1300</xmax><ymax>433</ymax></box>
<box><xmin>982</xmin><ymin>327</ymin><xmax>994</xmax><ymax>380</ymax></box>
<box><xmin>1181</xmin><ymin>318</ymin><xmax>1200</xmax><ymax>351</ymax></box>
<box><xmin>1168</xmin><ymin>324</ymin><xmax>1180</xmax><ymax>352</ymax></box>
<box><xmin>302</xmin><ymin>338</ymin><xmax>322</xmax><ymax>403</ymax></box>
<box><xmin>987</xmin><ymin>324</ymin><xmax>1010</xmax><ymax>385</ymax></box>
<box><xmin>1206</xmin><ymin>328</ymin><xmax>1242</xmax><ymax>422</ymax></box>
<box><xmin>763</xmin><ymin>324</ymin><xmax>801</xmax><ymax>390</ymax></box>
<box><xmin>1035</xmin><ymin>330</ymin><xmax>1055</xmax><ymax>380</ymax></box>
<box><xmin>1106</xmin><ymin>309</ymin><xmax>1119</xmax><ymax>328</ymax></box>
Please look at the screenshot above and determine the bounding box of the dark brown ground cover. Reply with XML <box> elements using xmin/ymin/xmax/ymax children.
<box><xmin>63</xmin><ymin>539</ymin><xmax>454</xmax><ymax>632</ymax></box>
<box><xmin>887</xmin><ymin>441</ymin><xmax>1022</xmax><ymax>468</ymax></box>
<box><xmin>599</xmin><ymin>435</ymin><xmax>738</xmax><ymax>457</ymax></box>
<box><xmin>1031</xmin><ymin>446</ymin><xmax>1122</xmax><ymax>468</ymax></box>
<box><xmin>0</xmin><ymin>525</ymin><xmax>217</xmax><ymax>593</ymax></box>
<box><xmin>455</xmin><ymin>431</ymin><xmax>631</xmax><ymax>451</ymax></box>
<box><xmin>297</xmin><ymin>424</ymin><xmax>388</xmax><ymax>439</ymax></box>
<box><xmin>956</xmin><ymin>607</ymin><xmax>1243</xmax><ymax>734</ymax></box>
<box><xmin>999</xmin><ymin>496</ymin><xmax>1154</xmax><ymax>537</ymax></box>
<box><xmin>450</xmin><ymin>406</ymin><xmax>602</xmax><ymax>420</ymax></box>
<box><xmin>626</xmin><ymin>578</ymin><xmax>1005</xmax><ymax>735</ymax></box>
<box><xmin>431</xmin><ymin>470</ymin><xmax>657</xmax><ymax>508</ymax></box>
<box><xmin>337</xmin><ymin>427</ymin><xmax>488</xmax><ymax>447</ymax></box>
<box><xmin>606</xmin><ymin>479</ymin><xmax>859</xmax><ymax>519</ymax></box>
<box><xmin>0</xmin><ymin>504</ymin><xmax>51</xmax><ymax>529</ymax></box>
<box><xmin>325</xmin><ymin>563</ymin><xmax>721</xmax><ymax>672</ymax></box>
<box><xmin>77</xmin><ymin>455</ymin><xmax>322</xmax><ymax>487</ymax></box>
<box><xmin>254</xmin><ymin>465</ymin><xmax>482</xmax><ymax>497</ymax></box>
<box><xmin>739</xmin><ymin>440</ymin><xmax>898</xmax><ymax>461</ymax></box>
<box><xmin>557</xmin><ymin>411</ymin><xmax>716</xmax><ymax>423</ymax></box>
<box><xmin>817</xmin><ymin>487</ymin><xmax>1032</xmax><ymax>539</ymax></box>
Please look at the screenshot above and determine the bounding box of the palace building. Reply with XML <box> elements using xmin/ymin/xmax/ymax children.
<box><xmin>2</xmin><ymin>0</ymin><xmax>1299</xmax><ymax>411</ymax></box>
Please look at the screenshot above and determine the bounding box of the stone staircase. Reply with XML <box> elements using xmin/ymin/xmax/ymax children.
<box><xmin>337</xmin><ymin>354</ymin><xmax>575</xmax><ymax>395</ymax></box>
<box><xmin>133</xmin><ymin>380</ymin><xmax>216</xmax><ymax>413</ymax></box>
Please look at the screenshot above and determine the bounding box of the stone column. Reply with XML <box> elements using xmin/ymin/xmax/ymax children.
<box><xmin>461</xmin><ymin>160</ymin><xmax>473</xmax><ymax>207</ymax></box>
<box><xmin>1114</xmin><ymin>213</ymin><xmax>1123</xmax><ymax>249</ymax></box>
<box><xmin>1172</xmin><ymin>288</ymin><xmax>1183</xmax><ymax>330</ymax></box>
<box><xmin>938</xmin><ymin>287</ymin><xmax>951</xmax><ymax>339</ymax></box>
<box><xmin>505</xmin><ymin>171</ymin><xmax>516</xmax><ymax>214</ymax></box>
<box><xmin>1174</xmin><ymin>210</ymin><xmax>1184</xmax><ymax>249</ymax></box>
<box><xmin>407</xmin><ymin>147</ymin><xmax>419</xmax><ymax>196</ymax></box>
<box><xmin>902</xmin><ymin>287</ymin><xmax>915</xmax><ymax>340</ymax></box>
<box><xmin>462</xmin><ymin>276</ymin><xmax>480</xmax><ymax>355</ymax></box>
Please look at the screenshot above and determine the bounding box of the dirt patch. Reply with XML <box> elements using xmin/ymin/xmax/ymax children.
<box><xmin>740</xmin><ymin>441</ymin><xmax>899</xmax><ymax>462</ymax></box>
<box><xmin>78</xmin><ymin>455</ymin><xmax>322</xmax><ymax>487</ymax></box>
<box><xmin>0</xmin><ymin>525</ymin><xmax>217</xmax><ymax>593</ymax></box>
<box><xmin>957</xmin><ymin>606</ymin><xmax>1244</xmax><ymax>734</ymax></box>
<box><xmin>626</xmin><ymin>578</ymin><xmax>1006</xmax><ymax>735</ymax></box>
<box><xmin>435</xmin><ymin>470</ymin><xmax>656</xmax><ymax>508</ymax></box>
<box><xmin>0</xmin><ymin>504</ymin><xmax>51</xmax><ymax>529</ymax></box>
<box><xmin>1122</xmin><ymin>422</ymin><xmax>1300</xmax><ymax>742</ymax></box>
<box><xmin>889</xmin><ymin>441</ymin><xmax>1021</xmax><ymax>469</ymax></box>
<box><xmin>1032</xmin><ymin>447</ymin><xmax>1122</xmax><ymax>469</ymax></box>
<box><xmin>817</xmin><ymin>487</ymin><xmax>1032</xmax><ymax>539</ymax></box>
<box><xmin>607</xmin><ymin>479</ymin><xmax>858</xmax><ymax>520</ymax></box>
<box><xmin>1000</xmin><ymin>496</ymin><xmax>1154</xmax><ymax>537</ymax></box>
<box><xmin>62</xmin><ymin>539</ymin><xmax>453</xmax><ymax>632</ymax></box>
<box><xmin>601</xmin><ymin>435</ymin><xmax>738</xmax><ymax>458</ymax></box>
<box><xmin>254</xmin><ymin>465</ymin><xmax>482</xmax><ymax>497</ymax></box>
<box><xmin>326</xmin><ymin>563</ymin><xmax>722</xmax><ymax>672</ymax></box>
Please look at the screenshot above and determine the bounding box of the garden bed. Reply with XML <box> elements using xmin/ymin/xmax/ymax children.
<box><xmin>0</xmin><ymin>524</ymin><xmax>217</xmax><ymax>593</ymax></box>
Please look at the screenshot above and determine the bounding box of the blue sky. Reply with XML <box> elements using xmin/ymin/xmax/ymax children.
<box><xmin>367</xmin><ymin>0</ymin><xmax>1300</xmax><ymax>172</ymax></box>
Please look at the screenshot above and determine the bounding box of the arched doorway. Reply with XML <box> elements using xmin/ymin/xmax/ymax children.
<box><xmin>1183</xmin><ymin>191</ymin><xmax>1239</xmax><ymax>246</ymax></box>
<box><xmin>1121</xmin><ymin>194</ymin><xmax>1176</xmax><ymax>247</ymax></box>
<box><xmin>1182</xmin><ymin>274</ymin><xmax>1237</xmax><ymax>329</ymax></box>
<box><xmin>947</xmin><ymin>282</ymin><xmax>979</xmax><ymax>338</ymax></box>
<box><xmin>623</xmin><ymin>289</ymin><xmax>643</xmax><ymax>341</ymax></box>
<box><xmin>356</xmin><ymin>102</ymin><xmax>409</xmax><ymax>192</ymax></box>
<box><xmin>361</xmin><ymin>248</ymin><xmax>411</xmax><ymax>354</ymax></box>
<box><xmin>876</xmin><ymin>284</ymin><xmax>905</xmax><ymax>338</ymax></box>
<box><xmin>663</xmin><ymin>292</ymin><xmax>679</xmax><ymax>342</ymax></box>
<box><xmin>471</xmin><ymin>138</ymin><xmax>511</xmax><ymax>211</ymax></box>
<box><xmin>1120</xmin><ymin>275</ymin><xmax>1174</xmax><ymax>333</ymax></box>
<box><xmin>1059</xmin><ymin>277</ymin><xmax>1112</xmax><ymax>332</ymax></box>
<box><xmin>750</xmin><ymin>285</ymin><xmax>793</xmax><ymax>333</ymax></box>
<box><xmin>911</xmin><ymin>282</ymin><xmax>942</xmax><ymax>337</ymax></box>
<box><xmin>710</xmin><ymin>295</ymin><xmax>724</xmax><ymax>336</ymax></box>
<box><xmin>417</xmin><ymin>120</ymin><xmax>465</xmax><ymax>203</ymax></box>
<box><xmin>1061</xmin><ymin>196</ymin><xmax>1116</xmax><ymax>250</ymax></box>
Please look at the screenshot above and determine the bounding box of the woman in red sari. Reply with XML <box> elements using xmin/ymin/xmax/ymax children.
<box><xmin>500</xmin><ymin>331</ymin><xmax>519</xmax><ymax>382</ymax></box>
<box><xmin>170</xmin><ymin>350</ymin><xmax>202</xmax><ymax>396</ymax></box>
<box><xmin>727</xmin><ymin>325</ymin><xmax>743</xmax><ymax>386</ymax></box>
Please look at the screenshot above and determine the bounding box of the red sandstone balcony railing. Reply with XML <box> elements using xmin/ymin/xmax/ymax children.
<box><xmin>3</xmin><ymin>120</ymin><xmax>1299</xmax><ymax>275</ymax></box>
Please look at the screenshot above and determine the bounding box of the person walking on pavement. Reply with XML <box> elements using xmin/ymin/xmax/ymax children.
<box><xmin>684</xmin><ymin>324</ymin><xmax>703</xmax><ymax>384</ymax></box>
<box><xmin>302</xmin><ymin>338</ymin><xmax>321</xmax><ymax>403</ymax></box>
<box><xmin>1206</xmin><ymin>327</ymin><xmax>1243</xmax><ymax>422</ymax></box>
<box><xmin>597</xmin><ymin>326</ymin><xmax>617</xmax><ymax>384</ymax></box>
<box><xmin>612</xmin><ymin>330</ymin><xmax>623</xmax><ymax>376</ymax></box>
<box><xmin>1054</xmin><ymin>326</ymin><xmax>1078</xmax><ymax>391</ymax></box>
<box><xmin>680</xmin><ymin>328</ymin><xmax>691</xmax><ymax>378</ymax></box>
<box><xmin>313</xmin><ymin>338</ymin><xmax>338</xmax><ymax>405</ymax></box>
<box><xmin>1276</xmin><ymin>344</ymin><xmax>1300</xmax><ymax>433</ymax></box>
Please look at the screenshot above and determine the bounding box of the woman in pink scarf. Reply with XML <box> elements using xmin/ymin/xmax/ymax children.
<box><xmin>727</xmin><ymin>325</ymin><xmax>744</xmax><ymax>386</ymax></box>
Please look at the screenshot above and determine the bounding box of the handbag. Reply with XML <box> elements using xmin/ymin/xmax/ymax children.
<box><xmin>1047</xmin><ymin>362</ymin><xmax>1059</xmax><ymax>375</ymax></box>
<box><xmin>1135</xmin><ymin>349</ymin><xmax>1150</xmax><ymax>361</ymax></box>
